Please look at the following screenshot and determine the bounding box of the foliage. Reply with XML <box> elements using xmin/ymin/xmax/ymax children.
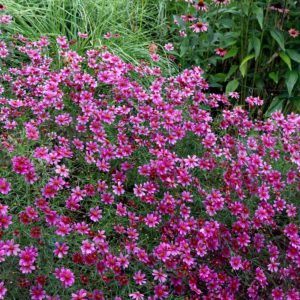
<box><xmin>3</xmin><ymin>0</ymin><xmax>176</xmax><ymax>73</ymax></box>
<box><xmin>168</xmin><ymin>0</ymin><xmax>300</xmax><ymax>114</ymax></box>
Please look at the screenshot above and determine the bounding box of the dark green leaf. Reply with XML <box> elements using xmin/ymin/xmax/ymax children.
<box><xmin>270</xmin><ymin>29</ymin><xmax>285</xmax><ymax>51</ymax></box>
<box><xmin>213</xmin><ymin>73</ymin><xmax>227</xmax><ymax>82</ymax></box>
<box><xmin>286</xmin><ymin>49</ymin><xmax>300</xmax><ymax>63</ymax></box>
<box><xmin>225</xmin><ymin>65</ymin><xmax>238</xmax><ymax>81</ymax></box>
<box><xmin>291</xmin><ymin>97</ymin><xmax>300</xmax><ymax>112</ymax></box>
<box><xmin>264</xmin><ymin>97</ymin><xmax>283</xmax><ymax>117</ymax></box>
<box><xmin>252</xmin><ymin>37</ymin><xmax>261</xmax><ymax>60</ymax></box>
<box><xmin>253</xmin><ymin>5</ymin><xmax>264</xmax><ymax>29</ymax></box>
<box><xmin>286</xmin><ymin>70</ymin><xmax>298</xmax><ymax>96</ymax></box>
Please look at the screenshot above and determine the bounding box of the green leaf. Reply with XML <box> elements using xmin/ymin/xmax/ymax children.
<box><xmin>269</xmin><ymin>72</ymin><xmax>279</xmax><ymax>84</ymax></box>
<box><xmin>180</xmin><ymin>38</ymin><xmax>189</xmax><ymax>57</ymax></box>
<box><xmin>223</xmin><ymin>48</ymin><xmax>238</xmax><ymax>60</ymax></box>
<box><xmin>252</xmin><ymin>37</ymin><xmax>261</xmax><ymax>60</ymax></box>
<box><xmin>279</xmin><ymin>51</ymin><xmax>291</xmax><ymax>70</ymax></box>
<box><xmin>213</xmin><ymin>73</ymin><xmax>227</xmax><ymax>82</ymax></box>
<box><xmin>286</xmin><ymin>70</ymin><xmax>298</xmax><ymax>96</ymax></box>
<box><xmin>239</xmin><ymin>54</ymin><xmax>255</xmax><ymax>77</ymax></box>
<box><xmin>264</xmin><ymin>97</ymin><xmax>283</xmax><ymax>117</ymax></box>
<box><xmin>253</xmin><ymin>5</ymin><xmax>264</xmax><ymax>29</ymax></box>
<box><xmin>225</xmin><ymin>79</ymin><xmax>239</xmax><ymax>94</ymax></box>
<box><xmin>270</xmin><ymin>29</ymin><xmax>285</xmax><ymax>51</ymax></box>
<box><xmin>290</xmin><ymin>96</ymin><xmax>300</xmax><ymax>112</ymax></box>
<box><xmin>225</xmin><ymin>64</ymin><xmax>238</xmax><ymax>81</ymax></box>
<box><xmin>286</xmin><ymin>49</ymin><xmax>300</xmax><ymax>63</ymax></box>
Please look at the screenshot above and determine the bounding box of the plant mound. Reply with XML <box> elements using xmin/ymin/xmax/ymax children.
<box><xmin>0</xmin><ymin>32</ymin><xmax>300</xmax><ymax>300</ymax></box>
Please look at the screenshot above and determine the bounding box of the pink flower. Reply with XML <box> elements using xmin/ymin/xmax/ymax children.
<box><xmin>0</xmin><ymin>178</ymin><xmax>10</xmax><ymax>194</ymax></box>
<box><xmin>0</xmin><ymin>282</ymin><xmax>7</xmax><ymax>300</ymax></box>
<box><xmin>54</xmin><ymin>267</ymin><xmax>75</xmax><ymax>287</ymax></box>
<box><xmin>30</xmin><ymin>286</ymin><xmax>46</xmax><ymax>300</ymax></box>
<box><xmin>89</xmin><ymin>206</ymin><xmax>102</xmax><ymax>222</ymax></box>
<box><xmin>213</xmin><ymin>0</ymin><xmax>231</xmax><ymax>5</ymax></box>
<box><xmin>150</xmin><ymin>53</ymin><xmax>160</xmax><ymax>62</ymax></box>
<box><xmin>3</xmin><ymin>239</ymin><xmax>20</xmax><ymax>256</ymax></box>
<box><xmin>12</xmin><ymin>156</ymin><xmax>34</xmax><ymax>175</ymax></box>
<box><xmin>164</xmin><ymin>43</ymin><xmax>174</xmax><ymax>51</ymax></box>
<box><xmin>215</xmin><ymin>47</ymin><xmax>228</xmax><ymax>57</ymax></box>
<box><xmin>255</xmin><ymin>267</ymin><xmax>268</xmax><ymax>288</ymax></box>
<box><xmin>144</xmin><ymin>213</ymin><xmax>160</xmax><ymax>228</ymax></box>
<box><xmin>190</xmin><ymin>21</ymin><xmax>208</xmax><ymax>33</ymax></box>
<box><xmin>129</xmin><ymin>292</ymin><xmax>144</xmax><ymax>300</ymax></box>
<box><xmin>80</xmin><ymin>240</ymin><xmax>95</xmax><ymax>255</ymax></box>
<box><xmin>71</xmin><ymin>289</ymin><xmax>87</xmax><ymax>300</ymax></box>
<box><xmin>272</xmin><ymin>287</ymin><xmax>284</xmax><ymax>300</ymax></box>
<box><xmin>152</xmin><ymin>269</ymin><xmax>167</xmax><ymax>283</ymax></box>
<box><xmin>0</xmin><ymin>15</ymin><xmax>12</xmax><ymax>24</ymax></box>
<box><xmin>55</xmin><ymin>165</ymin><xmax>69</xmax><ymax>177</ymax></box>
<box><xmin>41</xmin><ymin>183</ymin><xmax>58</xmax><ymax>199</ymax></box>
<box><xmin>230</xmin><ymin>256</ymin><xmax>242</xmax><ymax>270</ymax></box>
<box><xmin>133</xmin><ymin>270</ymin><xmax>146</xmax><ymax>285</ymax></box>
<box><xmin>194</xmin><ymin>0</ymin><xmax>208</xmax><ymax>11</ymax></box>
<box><xmin>288</xmin><ymin>28</ymin><xmax>299</xmax><ymax>38</ymax></box>
<box><xmin>78</xmin><ymin>32</ymin><xmax>88</xmax><ymax>38</ymax></box>
<box><xmin>54</xmin><ymin>242</ymin><xmax>69</xmax><ymax>258</ymax></box>
<box><xmin>229</xmin><ymin>91</ymin><xmax>239</xmax><ymax>99</ymax></box>
<box><xmin>154</xmin><ymin>285</ymin><xmax>169</xmax><ymax>299</ymax></box>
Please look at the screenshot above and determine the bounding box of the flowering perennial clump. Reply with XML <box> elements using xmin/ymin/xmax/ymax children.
<box><xmin>0</xmin><ymin>12</ymin><xmax>300</xmax><ymax>300</ymax></box>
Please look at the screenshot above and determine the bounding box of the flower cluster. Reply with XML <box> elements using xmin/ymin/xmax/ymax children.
<box><xmin>0</xmin><ymin>16</ymin><xmax>299</xmax><ymax>300</ymax></box>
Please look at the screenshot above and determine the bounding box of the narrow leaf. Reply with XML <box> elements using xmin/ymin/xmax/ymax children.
<box><xmin>253</xmin><ymin>6</ymin><xmax>264</xmax><ymax>29</ymax></box>
<box><xmin>225</xmin><ymin>65</ymin><xmax>238</xmax><ymax>81</ymax></box>
<box><xmin>226</xmin><ymin>79</ymin><xmax>239</xmax><ymax>94</ymax></box>
<box><xmin>252</xmin><ymin>37</ymin><xmax>261</xmax><ymax>60</ymax></box>
<box><xmin>279</xmin><ymin>52</ymin><xmax>291</xmax><ymax>70</ymax></box>
<box><xmin>239</xmin><ymin>54</ymin><xmax>255</xmax><ymax>77</ymax></box>
<box><xmin>286</xmin><ymin>70</ymin><xmax>298</xmax><ymax>96</ymax></box>
<box><xmin>270</xmin><ymin>29</ymin><xmax>285</xmax><ymax>51</ymax></box>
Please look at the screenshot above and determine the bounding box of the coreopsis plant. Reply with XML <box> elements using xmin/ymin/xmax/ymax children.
<box><xmin>0</xmin><ymin>9</ymin><xmax>300</xmax><ymax>300</ymax></box>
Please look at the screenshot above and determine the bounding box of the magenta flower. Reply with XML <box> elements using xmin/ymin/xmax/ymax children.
<box><xmin>190</xmin><ymin>21</ymin><xmax>208</xmax><ymax>33</ymax></box>
<box><xmin>0</xmin><ymin>282</ymin><xmax>7</xmax><ymax>300</ymax></box>
<box><xmin>164</xmin><ymin>43</ymin><xmax>174</xmax><ymax>51</ymax></box>
<box><xmin>0</xmin><ymin>178</ymin><xmax>10</xmax><ymax>194</ymax></box>
<box><xmin>54</xmin><ymin>267</ymin><xmax>75</xmax><ymax>287</ymax></box>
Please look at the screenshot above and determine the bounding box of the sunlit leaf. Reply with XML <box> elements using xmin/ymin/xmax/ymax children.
<box><xmin>279</xmin><ymin>52</ymin><xmax>291</xmax><ymax>70</ymax></box>
<box><xmin>239</xmin><ymin>54</ymin><xmax>255</xmax><ymax>77</ymax></box>
<box><xmin>226</xmin><ymin>79</ymin><xmax>239</xmax><ymax>94</ymax></box>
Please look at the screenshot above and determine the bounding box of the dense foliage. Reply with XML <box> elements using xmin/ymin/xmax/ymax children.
<box><xmin>168</xmin><ymin>0</ymin><xmax>300</xmax><ymax>114</ymax></box>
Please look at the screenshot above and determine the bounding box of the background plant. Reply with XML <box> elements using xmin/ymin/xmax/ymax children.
<box><xmin>168</xmin><ymin>0</ymin><xmax>300</xmax><ymax>114</ymax></box>
<box><xmin>3</xmin><ymin>0</ymin><xmax>178</xmax><ymax>74</ymax></box>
